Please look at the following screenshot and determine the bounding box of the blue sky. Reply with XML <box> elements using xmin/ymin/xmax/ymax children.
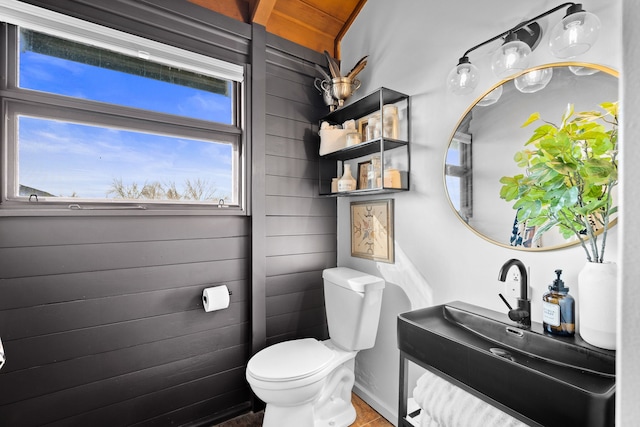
<box><xmin>17</xmin><ymin>47</ymin><xmax>234</xmax><ymax>200</ymax></box>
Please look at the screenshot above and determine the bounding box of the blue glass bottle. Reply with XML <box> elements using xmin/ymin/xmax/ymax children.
<box><xmin>542</xmin><ymin>269</ymin><xmax>575</xmax><ymax>336</ymax></box>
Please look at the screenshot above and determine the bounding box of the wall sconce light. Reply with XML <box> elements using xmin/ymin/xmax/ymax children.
<box><xmin>447</xmin><ymin>2</ymin><xmax>601</xmax><ymax>95</ymax></box>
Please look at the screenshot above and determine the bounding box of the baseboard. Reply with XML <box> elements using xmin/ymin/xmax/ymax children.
<box><xmin>353</xmin><ymin>381</ymin><xmax>398</xmax><ymax>427</ymax></box>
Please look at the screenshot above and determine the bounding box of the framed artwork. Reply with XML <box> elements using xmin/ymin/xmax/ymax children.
<box><xmin>357</xmin><ymin>161</ymin><xmax>371</xmax><ymax>189</ymax></box>
<box><xmin>350</xmin><ymin>199</ymin><xmax>394</xmax><ymax>263</ymax></box>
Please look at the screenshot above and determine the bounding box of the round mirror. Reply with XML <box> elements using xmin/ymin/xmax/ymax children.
<box><xmin>444</xmin><ymin>63</ymin><xmax>618</xmax><ymax>250</ymax></box>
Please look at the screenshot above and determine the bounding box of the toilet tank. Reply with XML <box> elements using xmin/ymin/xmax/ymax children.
<box><xmin>322</xmin><ymin>267</ymin><xmax>385</xmax><ymax>351</ymax></box>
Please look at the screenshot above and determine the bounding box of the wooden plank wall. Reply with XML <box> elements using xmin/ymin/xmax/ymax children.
<box><xmin>263</xmin><ymin>37</ymin><xmax>337</xmax><ymax>347</ymax></box>
<box><xmin>0</xmin><ymin>216</ymin><xmax>251</xmax><ymax>426</ymax></box>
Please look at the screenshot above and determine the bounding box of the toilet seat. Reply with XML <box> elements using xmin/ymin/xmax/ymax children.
<box><xmin>247</xmin><ymin>338</ymin><xmax>335</xmax><ymax>382</ymax></box>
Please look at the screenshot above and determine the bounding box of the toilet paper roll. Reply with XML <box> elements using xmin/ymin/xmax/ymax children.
<box><xmin>202</xmin><ymin>285</ymin><xmax>230</xmax><ymax>312</ymax></box>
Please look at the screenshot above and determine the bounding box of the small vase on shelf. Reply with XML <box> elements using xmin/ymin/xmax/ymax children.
<box><xmin>338</xmin><ymin>164</ymin><xmax>357</xmax><ymax>192</ymax></box>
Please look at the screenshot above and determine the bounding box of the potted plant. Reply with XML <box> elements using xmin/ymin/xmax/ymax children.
<box><xmin>499</xmin><ymin>101</ymin><xmax>618</xmax><ymax>349</ymax></box>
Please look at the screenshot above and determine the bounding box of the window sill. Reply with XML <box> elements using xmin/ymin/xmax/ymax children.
<box><xmin>0</xmin><ymin>202</ymin><xmax>247</xmax><ymax>217</ymax></box>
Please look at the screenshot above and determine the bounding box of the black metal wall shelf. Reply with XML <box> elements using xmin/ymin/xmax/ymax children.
<box><xmin>318</xmin><ymin>87</ymin><xmax>411</xmax><ymax>197</ymax></box>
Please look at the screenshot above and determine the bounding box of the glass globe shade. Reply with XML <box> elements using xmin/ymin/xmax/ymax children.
<box><xmin>476</xmin><ymin>85</ymin><xmax>503</xmax><ymax>106</ymax></box>
<box><xmin>447</xmin><ymin>61</ymin><xmax>479</xmax><ymax>95</ymax></box>
<box><xmin>549</xmin><ymin>10</ymin><xmax>601</xmax><ymax>58</ymax></box>
<box><xmin>491</xmin><ymin>39</ymin><xmax>531</xmax><ymax>79</ymax></box>
<box><xmin>569</xmin><ymin>65</ymin><xmax>600</xmax><ymax>76</ymax></box>
<box><xmin>514</xmin><ymin>68</ymin><xmax>553</xmax><ymax>93</ymax></box>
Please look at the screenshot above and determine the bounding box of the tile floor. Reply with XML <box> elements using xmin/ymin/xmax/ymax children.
<box><xmin>214</xmin><ymin>393</ymin><xmax>393</xmax><ymax>427</ymax></box>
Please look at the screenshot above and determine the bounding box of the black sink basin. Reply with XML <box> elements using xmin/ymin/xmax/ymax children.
<box><xmin>398</xmin><ymin>301</ymin><xmax>615</xmax><ymax>427</ymax></box>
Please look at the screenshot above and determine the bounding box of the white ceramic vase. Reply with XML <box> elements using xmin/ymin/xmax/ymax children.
<box><xmin>578</xmin><ymin>261</ymin><xmax>617</xmax><ymax>350</ymax></box>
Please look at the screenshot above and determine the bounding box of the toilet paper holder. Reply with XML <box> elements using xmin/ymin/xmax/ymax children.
<box><xmin>202</xmin><ymin>285</ymin><xmax>232</xmax><ymax>312</ymax></box>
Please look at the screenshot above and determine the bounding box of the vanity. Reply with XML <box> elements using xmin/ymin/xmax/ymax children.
<box><xmin>397</xmin><ymin>301</ymin><xmax>615</xmax><ymax>427</ymax></box>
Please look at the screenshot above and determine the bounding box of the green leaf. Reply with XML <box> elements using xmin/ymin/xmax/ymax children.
<box><xmin>601</xmin><ymin>101</ymin><xmax>618</xmax><ymax>118</ymax></box>
<box><xmin>533</xmin><ymin>219</ymin><xmax>559</xmax><ymax>242</ymax></box>
<box><xmin>521</xmin><ymin>112</ymin><xmax>541</xmax><ymax>128</ymax></box>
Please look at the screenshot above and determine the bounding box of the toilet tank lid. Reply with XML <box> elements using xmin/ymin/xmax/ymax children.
<box><xmin>322</xmin><ymin>267</ymin><xmax>385</xmax><ymax>292</ymax></box>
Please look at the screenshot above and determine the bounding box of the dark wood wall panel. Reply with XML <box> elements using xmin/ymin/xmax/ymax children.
<box><xmin>266</xmin><ymin>234</ymin><xmax>336</xmax><ymax>256</ymax></box>
<box><xmin>0</xmin><ymin>345</ymin><xmax>248</xmax><ymax>426</ymax></box>
<box><xmin>0</xmin><ymin>215</ymin><xmax>247</xmax><ymax>247</ymax></box>
<box><xmin>266</xmin><ymin>155</ymin><xmax>317</xmax><ymax>179</ymax></box>
<box><xmin>134</xmin><ymin>388</ymin><xmax>250</xmax><ymax>427</ymax></box>
<box><xmin>266</xmin><ymin>216</ymin><xmax>337</xmax><ymax>236</ymax></box>
<box><xmin>0</xmin><ymin>279</ymin><xmax>246</xmax><ymax>340</ymax></box>
<box><xmin>265</xmin><ymin>270</ymin><xmax>326</xmax><ymax>296</ymax></box>
<box><xmin>266</xmin><ymin>307</ymin><xmax>328</xmax><ymax>339</ymax></box>
<box><xmin>265</xmin><ymin>175</ymin><xmax>318</xmax><ymax>197</ymax></box>
<box><xmin>0</xmin><ymin>258</ymin><xmax>247</xmax><ymax>310</ymax></box>
<box><xmin>48</xmin><ymin>368</ymin><xmax>248</xmax><ymax>427</ymax></box>
<box><xmin>265</xmin><ymin>195</ymin><xmax>336</xmax><ymax>216</ymax></box>
<box><xmin>0</xmin><ymin>214</ymin><xmax>251</xmax><ymax>426</ymax></box>
<box><xmin>266</xmin><ymin>134</ymin><xmax>315</xmax><ymax>159</ymax></box>
<box><xmin>266</xmin><ymin>289</ymin><xmax>325</xmax><ymax>317</ymax></box>
<box><xmin>262</xmin><ymin>43</ymin><xmax>336</xmax><ymax>347</ymax></box>
<box><xmin>0</xmin><ymin>324</ymin><xmax>248</xmax><ymax>406</ymax></box>
<box><xmin>0</xmin><ymin>237</ymin><xmax>247</xmax><ymax>278</ymax></box>
<box><xmin>266</xmin><ymin>252</ymin><xmax>337</xmax><ymax>277</ymax></box>
<box><xmin>3</xmin><ymin>300</ymin><xmax>247</xmax><ymax>372</ymax></box>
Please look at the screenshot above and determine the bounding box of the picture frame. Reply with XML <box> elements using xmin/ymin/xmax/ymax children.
<box><xmin>357</xmin><ymin>160</ymin><xmax>371</xmax><ymax>190</ymax></box>
<box><xmin>350</xmin><ymin>199</ymin><xmax>394</xmax><ymax>263</ymax></box>
<box><xmin>357</xmin><ymin>112</ymin><xmax>380</xmax><ymax>141</ymax></box>
<box><xmin>357</xmin><ymin>117</ymin><xmax>370</xmax><ymax>141</ymax></box>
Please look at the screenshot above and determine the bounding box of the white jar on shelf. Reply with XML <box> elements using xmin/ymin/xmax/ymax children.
<box><xmin>367</xmin><ymin>116</ymin><xmax>379</xmax><ymax>140</ymax></box>
<box><xmin>382</xmin><ymin>104</ymin><xmax>399</xmax><ymax>139</ymax></box>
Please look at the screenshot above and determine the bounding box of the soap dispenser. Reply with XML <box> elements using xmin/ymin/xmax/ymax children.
<box><xmin>542</xmin><ymin>269</ymin><xmax>575</xmax><ymax>336</ymax></box>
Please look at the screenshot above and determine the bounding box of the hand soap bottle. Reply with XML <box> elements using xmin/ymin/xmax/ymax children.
<box><xmin>542</xmin><ymin>269</ymin><xmax>575</xmax><ymax>336</ymax></box>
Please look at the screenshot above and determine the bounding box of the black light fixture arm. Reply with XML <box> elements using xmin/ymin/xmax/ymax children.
<box><xmin>457</xmin><ymin>2</ymin><xmax>579</xmax><ymax>62</ymax></box>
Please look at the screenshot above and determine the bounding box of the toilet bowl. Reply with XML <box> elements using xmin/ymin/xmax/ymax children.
<box><xmin>245</xmin><ymin>267</ymin><xmax>385</xmax><ymax>427</ymax></box>
<box><xmin>246</xmin><ymin>338</ymin><xmax>357</xmax><ymax>427</ymax></box>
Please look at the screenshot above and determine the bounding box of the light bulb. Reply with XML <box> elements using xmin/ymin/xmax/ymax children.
<box><xmin>491</xmin><ymin>38</ymin><xmax>531</xmax><ymax>79</ymax></box>
<box><xmin>447</xmin><ymin>58</ymin><xmax>479</xmax><ymax>95</ymax></box>
<box><xmin>549</xmin><ymin>7</ymin><xmax>601</xmax><ymax>58</ymax></box>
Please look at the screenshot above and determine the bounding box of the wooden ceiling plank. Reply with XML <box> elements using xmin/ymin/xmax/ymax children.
<box><xmin>267</xmin><ymin>12</ymin><xmax>334</xmax><ymax>54</ymax></box>
<box><xmin>271</xmin><ymin>7</ymin><xmax>340</xmax><ymax>39</ymax></box>
<box><xmin>301</xmin><ymin>0</ymin><xmax>357</xmax><ymax>21</ymax></box>
<box><xmin>274</xmin><ymin>0</ymin><xmax>343</xmax><ymax>35</ymax></box>
<box><xmin>252</xmin><ymin>0</ymin><xmax>278</xmax><ymax>26</ymax></box>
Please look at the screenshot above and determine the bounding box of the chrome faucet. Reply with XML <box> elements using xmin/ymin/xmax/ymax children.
<box><xmin>498</xmin><ymin>259</ymin><xmax>531</xmax><ymax>329</ymax></box>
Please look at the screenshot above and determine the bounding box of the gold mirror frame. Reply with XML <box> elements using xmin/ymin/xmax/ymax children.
<box><xmin>444</xmin><ymin>62</ymin><xmax>619</xmax><ymax>251</ymax></box>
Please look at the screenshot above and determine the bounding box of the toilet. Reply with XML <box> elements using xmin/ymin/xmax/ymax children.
<box><xmin>246</xmin><ymin>267</ymin><xmax>385</xmax><ymax>427</ymax></box>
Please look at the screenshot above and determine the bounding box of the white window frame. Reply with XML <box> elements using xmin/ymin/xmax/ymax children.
<box><xmin>0</xmin><ymin>0</ymin><xmax>247</xmax><ymax>216</ymax></box>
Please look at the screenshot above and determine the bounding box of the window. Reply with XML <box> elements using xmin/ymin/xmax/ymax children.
<box><xmin>1</xmin><ymin>1</ymin><xmax>245</xmax><ymax>213</ymax></box>
<box><xmin>445</xmin><ymin>131</ymin><xmax>473</xmax><ymax>221</ymax></box>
